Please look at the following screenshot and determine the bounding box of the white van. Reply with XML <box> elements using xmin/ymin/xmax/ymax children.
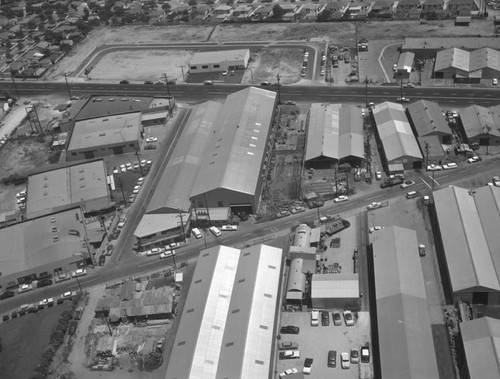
<box><xmin>311</xmin><ymin>310</ymin><xmax>319</xmax><ymax>326</ymax></box>
<box><xmin>209</xmin><ymin>226</ymin><xmax>222</xmax><ymax>237</ymax></box>
<box><xmin>191</xmin><ymin>228</ymin><xmax>202</xmax><ymax>239</ymax></box>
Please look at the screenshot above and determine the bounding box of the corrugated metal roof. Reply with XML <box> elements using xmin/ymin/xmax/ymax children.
<box><xmin>373</xmin><ymin>102</ymin><xmax>423</xmax><ymax>162</ymax></box>
<box><xmin>27</xmin><ymin>160</ymin><xmax>110</xmax><ymax>218</ymax></box>
<box><xmin>293</xmin><ymin>224</ymin><xmax>311</xmax><ymax>248</ymax></box>
<box><xmin>406</xmin><ymin>100</ymin><xmax>450</xmax><ymax>136</ymax></box>
<box><xmin>434</xmin><ymin>186</ymin><xmax>500</xmax><ymax>292</ymax></box>
<box><xmin>435</xmin><ymin>48</ymin><xmax>470</xmax><ymax>72</ymax></box>
<box><xmin>397</xmin><ymin>52</ymin><xmax>415</xmax><ymax>73</ymax></box>
<box><xmin>306</xmin><ymin>103</ymin><xmax>363</xmax><ymax>162</ymax></box>
<box><xmin>461</xmin><ymin>317</ymin><xmax>500</xmax><ymax>379</ymax></box>
<box><xmin>146</xmin><ymin>102</ymin><xmax>222</xmax><ymax>214</ymax></box>
<box><xmin>372</xmin><ymin>226</ymin><xmax>439</xmax><ymax>379</ymax></box>
<box><xmin>134</xmin><ymin>213</ymin><xmax>188</xmax><ymax>238</ymax></box>
<box><xmin>287</xmin><ymin>258</ymin><xmax>307</xmax><ymax>292</ymax></box>
<box><xmin>68</xmin><ymin>112</ymin><xmax>142</xmax><ymax>151</ymax></box>
<box><xmin>311</xmin><ymin>273</ymin><xmax>359</xmax><ymax>299</ymax></box>
<box><xmin>190</xmin><ymin>49</ymin><xmax>249</xmax><ymax>65</ymax></box>
<box><xmin>191</xmin><ymin>87</ymin><xmax>276</xmax><ymax>198</ymax></box>
<box><xmin>460</xmin><ymin>105</ymin><xmax>500</xmax><ymax>139</ymax></box>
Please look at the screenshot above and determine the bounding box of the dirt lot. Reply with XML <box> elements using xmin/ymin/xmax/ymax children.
<box><xmin>0</xmin><ymin>303</ymin><xmax>71</xmax><ymax>379</ymax></box>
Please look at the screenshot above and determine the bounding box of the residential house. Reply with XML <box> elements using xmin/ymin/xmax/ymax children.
<box><xmin>213</xmin><ymin>4</ymin><xmax>233</xmax><ymax>15</ymax></box>
<box><xmin>251</xmin><ymin>4</ymin><xmax>273</xmax><ymax>20</ymax></box>
<box><xmin>369</xmin><ymin>1</ymin><xmax>394</xmax><ymax>18</ymax></box>
<box><xmin>447</xmin><ymin>0</ymin><xmax>475</xmax><ymax>15</ymax></box>
<box><xmin>422</xmin><ymin>0</ymin><xmax>445</xmax><ymax>18</ymax></box>
<box><xmin>233</xmin><ymin>4</ymin><xmax>252</xmax><ymax>19</ymax></box>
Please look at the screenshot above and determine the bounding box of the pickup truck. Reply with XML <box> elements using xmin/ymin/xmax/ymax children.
<box><xmin>380</xmin><ymin>176</ymin><xmax>404</xmax><ymax>188</ymax></box>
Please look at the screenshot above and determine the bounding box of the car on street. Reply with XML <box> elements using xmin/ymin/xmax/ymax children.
<box><xmin>303</xmin><ymin>358</ymin><xmax>313</xmax><ymax>374</ymax></box>
<box><xmin>165</xmin><ymin>242</ymin><xmax>179</xmax><ymax>250</ymax></box>
<box><xmin>276</xmin><ymin>210</ymin><xmax>291</xmax><ymax>219</ymax></box>
<box><xmin>404</xmin><ymin>83</ymin><xmax>415</xmax><ymax>88</ymax></box>
<box><xmin>39</xmin><ymin>298</ymin><xmax>54</xmax><ymax>307</ymax></box>
<box><xmin>279</xmin><ymin>350</ymin><xmax>300</xmax><ymax>360</ymax></box>
<box><xmin>72</xmin><ymin>268</ymin><xmax>87</xmax><ymax>278</ymax></box>
<box><xmin>327</xmin><ymin>350</ymin><xmax>337</xmax><ymax>367</ymax></box>
<box><xmin>334</xmin><ymin>195</ymin><xmax>348</xmax><ymax>203</ymax></box>
<box><xmin>279</xmin><ymin>368</ymin><xmax>299</xmax><ymax>377</ymax></box>
<box><xmin>375</xmin><ymin>171</ymin><xmax>382</xmax><ymax>180</ymax></box>
<box><xmin>280</xmin><ymin>325</ymin><xmax>300</xmax><ymax>334</ymax></box>
<box><xmin>146</xmin><ymin>247</ymin><xmax>164</xmax><ymax>256</ymax></box>
<box><xmin>406</xmin><ymin>190</ymin><xmax>421</xmax><ymax>199</ymax></box>
<box><xmin>343</xmin><ymin>310</ymin><xmax>354</xmax><ymax>326</ymax></box>
<box><xmin>418</xmin><ymin>244</ymin><xmax>426</xmax><ymax>257</ymax></box>
<box><xmin>397</xmin><ymin>97</ymin><xmax>410</xmax><ymax>103</ymax></box>
<box><xmin>61</xmin><ymin>291</ymin><xmax>77</xmax><ymax>300</ymax></box>
<box><xmin>361</xmin><ymin>345</ymin><xmax>371</xmax><ymax>363</ymax></box>
<box><xmin>400</xmin><ymin>180</ymin><xmax>415</xmax><ymax>189</ymax></box>
<box><xmin>18</xmin><ymin>284</ymin><xmax>33</xmax><ymax>293</ymax></box>
<box><xmin>467</xmin><ymin>156</ymin><xmax>481</xmax><ymax>164</ymax></box>
<box><xmin>367</xmin><ymin>202</ymin><xmax>382</xmax><ymax>210</ymax></box>
<box><xmin>159</xmin><ymin>250</ymin><xmax>175</xmax><ymax>259</ymax></box>
<box><xmin>493</xmin><ymin>176</ymin><xmax>500</xmax><ymax>187</ymax></box>
<box><xmin>443</xmin><ymin>162</ymin><xmax>458</xmax><ymax>170</ymax></box>
<box><xmin>350</xmin><ymin>349</ymin><xmax>360</xmax><ymax>364</ymax></box>
<box><xmin>291</xmin><ymin>206</ymin><xmax>306</xmax><ymax>214</ymax></box>
<box><xmin>261</xmin><ymin>81</ymin><xmax>270</xmax><ymax>86</ymax></box>
<box><xmin>0</xmin><ymin>291</ymin><xmax>14</xmax><ymax>300</ymax></box>
<box><xmin>493</xmin><ymin>77</ymin><xmax>498</xmax><ymax>85</ymax></box>
<box><xmin>279</xmin><ymin>341</ymin><xmax>298</xmax><ymax>350</ymax></box>
<box><xmin>341</xmin><ymin>352</ymin><xmax>350</xmax><ymax>369</ymax></box>
<box><xmin>117</xmin><ymin>218</ymin><xmax>126</xmax><ymax>228</ymax></box>
<box><xmin>119</xmin><ymin>80</ymin><xmax>129</xmax><ymax>84</ymax></box>
<box><xmin>204</xmin><ymin>80</ymin><xmax>213</xmax><ymax>85</ymax></box>
<box><xmin>145</xmin><ymin>137</ymin><xmax>158</xmax><ymax>143</ymax></box>
<box><xmin>332</xmin><ymin>311</ymin><xmax>342</xmax><ymax>326</ymax></box>
<box><xmin>427</xmin><ymin>164</ymin><xmax>442</xmax><ymax>171</ymax></box>
<box><xmin>221</xmin><ymin>225</ymin><xmax>238</xmax><ymax>231</ymax></box>
<box><xmin>321</xmin><ymin>311</ymin><xmax>330</xmax><ymax>326</ymax></box>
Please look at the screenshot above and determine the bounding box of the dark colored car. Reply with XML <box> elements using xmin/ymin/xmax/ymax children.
<box><xmin>333</xmin><ymin>311</ymin><xmax>342</xmax><ymax>326</ymax></box>
<box><xmin>2</xmin><ymin>314</ymin><xmax>9</xmax><ymax>321</ymax></box>
<box><xmin>328</xmin><ymin>350</ymin><xmax>337</xmax><ymax>368</ymax></box>
<box><xmin>0</xmin><ymin>291</ymin><xmax>14</xmax><ymax>300</ymax></box>
<box><xmin>119</xmin><ymin>80</ymin><xmax>130</xmax><ymax>84</ymax></box>
<box><xmin>321</xmin><ymin>311</ymin><xmax>330</xmax><ymax>326</ymax></box>
<box><xmin>11</xmin><ymin>312</ymin><xmax>17</xmax><ymax>319</ymax></box>
<box><xmin>280</xmin><ymin>325</ymin><xmax>300</xmax><ymax>334</ymax></box>
<box><xmin>38</xmin><ymin>278</ymin><xmax>53</xmax><ymax>288</ymax></box>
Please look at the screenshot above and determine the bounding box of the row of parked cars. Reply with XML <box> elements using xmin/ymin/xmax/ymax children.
<box><xmin>112</xmin><ymin>159</ymin><xmax>152</xmax><ymax>175</ymax></box>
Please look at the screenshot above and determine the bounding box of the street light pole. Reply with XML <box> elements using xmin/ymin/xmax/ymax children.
<box><xmin>364</xmin><ymin>76</ymin><xmax>369</xmax><ymax>107</ymax></box>
<box><xmin>75</xmin><ymin>275</ymin><xmax>82</xmax><ymax>292</ymax></box>
<box><xmin>276</xmin><ymin>74</ymin><xmax>281</xmax><ymax>104</ymax></box>
<box><xmin>64</xmin><ymin>73</ymin><xmax>72</xmax><ymax>100</ymax></box>
<box><xmin>10</xmin><ymin>73</ymin><xmax>20</xmax><ymax>100</ymax></box>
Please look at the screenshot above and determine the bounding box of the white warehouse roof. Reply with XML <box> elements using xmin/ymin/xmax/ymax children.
<box><xmin>190</xmin><ymin>49</ymin><xmax>250</xmax><ymax>65</ymax></box>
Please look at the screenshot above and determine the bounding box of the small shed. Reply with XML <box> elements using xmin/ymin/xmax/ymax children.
<box><xmin>455</xmin><ymin>16</ymin><xmax>471</xmax><ymax>26</ymax></box>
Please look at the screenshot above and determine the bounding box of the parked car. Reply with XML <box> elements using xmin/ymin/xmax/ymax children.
<box><xmin>280</xmin><ymin>325</ymin><xmax>300</xmax><ymax>334</ymax></box>
<box><xmin>332</xmin><ymin>311</ymin><xmax>342</xmax><ymax>326</ymax></box>
<box><xmin>72</xmin><ymin>268</ymin><xmax>87</xmax><ymax>278</ymax></box>
<box><xmin>280</xmin><ymin>350</ymin><xmax>300</xmax><ymax>359</ymax></box>
<box><xmin>37</xmin><ymin>278</ymin><xmax>53</xmax><ymax>288</ymax></box>
<box><xmin>261</xmin><ymin>81</ymin><xmax>271</xmax><ymax>86</ymax></box>
<box><xmin>367</xmin><ymin>202</ymin><xmax>382</xmax><ymax>210</ymax></box>
<box><xmin>375</xmin><ymin>171</ymin><xmax>382</xmax><ymax>180</ymax></box>
<box><xmin>204</xmin><ymin>80</ymin><xmax>213</xmax><ymax>85</ymax></box>
<box><xmin>311</xmin><ymin>310</ymin><xmax>319</xmax><ymax>326</ymax></box>
<box><xmin>0</xmin><ymin>291</ymin><xmax>14</xmax><ymax>300</ymax></box>
<box><xmin>443</xmin><ymin>162</ymin><xmax>458</xmax><ymax>170</ymax></box>
<box><xmin>427</xmin><ymin>164</ymin><xmax>442</xmax><ymax>171</ymax></box>
<box><xmin>119</xmin><ymin>80</ymin><xmax>129</xmax><ymax>84</ymax></box>
<box><xmin>328</xmin><ymin>350</ymin><xmax>337</xmax><ymax>368</ymax></box>
<box><xmin>334</xmin><ymin>195</ymin><xmax>349</xmax><ymax>203</ymax></box>
<box><xmin>276</xmin><ymin>210</ymin><xmax>291</xmax><ymax>219</ymax></box>
<box><xmin>343</xmin><ymin>310</ymin><xmax>354</xmax><ymax>326</ymax></box>
<box><xmin>291</xmin><ymin>206</ymin><xmax>306</xmax><ymax>214</ymax></box>
<box><xmin>146</xmin><ymin>247</ymin><xmax>164</xmax><ymax>256</ymax></box>
<box><xmin>321</xmin><ymin>311</ymin><xmax>330</xmax><ymax>326</ymax></box>
<box><xmin>418</xmin><ymin>244</ymin><xmax>426</xmax><ymax>257</ymax></box>
<box><xmin>145</xmin><ymin>144</ymin><xmax>157</xmax><ymax>150</ymax></box>
<box><xmin>303</xmin><ymin>358</ymin><xmax>313</xmax><ymax>375</ymax></box>
<box><xmin>159</xmin><ymin>250</ymin><xmax>175</xmax><ymax>259</ymax></box>
<box><xmin>341</xmin><ymin>352</ymin><xmax>350</xmax><ymax>369</ymax></box>
<box><xmin>397</xmin><ymin>97</ymin><xmax>410</xmax><ymax>103</ymax></box>
<box><xmin>18</xmin><ymin>284</ymin><xmax>33</xmax><ymax>293</ymax></box>
<box><xmin>361</xmin><ymin>345</ymin><xmax>371</xmax><ymax>363</ymax></box>
<box><xmin>493</xmin><ymin>176</ymin><xmax>500</xmax><ymax>187</ymax></box>
<box><xmin>221</xmin><ymin>225</ymin><xmax>238</xmax><ymax>231</ymax></box>
<box><xmin>279</xmin><ymin>368</ymin><xmax>299</xmax><ymax>377</ymax></box>
<box><xmin>406</xmin><ymin>190</ymin><xmax>421</xmax><ymax>199</ymax></box>
<box><xmin>61</xmin><ymin>291</ymin><xmax>76</xmax><ymax>300</ymax></box>
<box><xmin>400</xmin><ymin>180</ymin><xmax>415</xmax><ymax>189</ymax></box>
<box><xmin>467</xmin><ymin>156</ymin><xmax>481</xmax><ymax>164</ymax></box>
<box><xmin>209</xmin><ymin>226</ymin><xmax>222</xmax><ymax>237</ymax></box>
<box><xmin>350</xmin><ymin>349</ymin><xmax>360</xmax><ymax>364</ymax></box>
<box><xmin>191</xmin><ymin>228</ymin><xmax>202</xmax><ymax>239</ymax></box>
<box><xmin>404</xmin><ymin>83</ymin><xmax>415</xmax><ymax>88</ymax></box>
<box><xmin>39</xmin><ymin>298</ymin><xmax>54</xmax><ymax>307</ymax></box>
<box><xmin>279</xmin><ymin>341</ymin><xmax>298</xmax><ymax>350</ymax></box>
<box><xmin>493</xmin><ymin>77</ymin><xmax>498</xmax><ymax>85</ymax></box>
<box><xmin>145</xmin><ymin>137</ymin><xmax>158</xmax><ymax>143</ymax></box>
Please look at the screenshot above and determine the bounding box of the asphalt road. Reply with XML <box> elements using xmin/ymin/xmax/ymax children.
<box><xmin>3</xmin><ymin>81</ymin><xmax>500</xmax><ymax>107</ymax></box>
<box><xmin>2</xmin><ymin>155</ymin><xmax>499</xmax><ymax>314</ymax></box>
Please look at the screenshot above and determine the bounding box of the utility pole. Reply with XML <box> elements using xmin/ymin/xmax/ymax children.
<box><xmin>364</xmin><ymin>76</ymin><xmax>369</xmax><ymax>107</ymax></box>
<box><xmin>134</xmin><ymin>150</ymin><xmax>144</xmax><ymax>175</ymax></box>
<box><xmin>250</xmin><ymin>68</ymin><xmax>254</xmax><ymax>84</ymax></box>
<box><xmin>117</xmin><ymin>177</ymin><xmax>127</xmax><ymax>205</ymax></box>
<box><xmin>75</xmin><ymin>275</ymin><xmax>82</xmax><ymax>292</ymax></box>
<box><xmin>276</xmin><ymin>74</ymin><xmax>281</xmax><ymax>104</ymax></box>
<box><xmin>424</xmin><ymin>141</ymin><xmax>429</xmax><ymax>170</ymax></box>
<box><xmin>162</xmin><ymin>72</ymin><xmax>171</xmax><ymax>97</ymax></box>
<box><xmin>178</xmin><ymin>209</ymin><xmax>186</xmax><ymax>244</ymax></box>
<box><xmin>10</xmin><ymin>73</ymin><xmax>20</xmax><ymax>100</ymax></box>
<box><xmin>180</xmin><ymin>66</ymin><xmax>185</xmax><ymax>81</ymax></box>
<box><xmin>101</xmin><ymin>307</ymin><xmax>113</xmax><ymax>336</ymax></box>
<box><xmin>64</xmin><ymin>73</ymin><xmax>72</xmax><ymax>100</ymax></box>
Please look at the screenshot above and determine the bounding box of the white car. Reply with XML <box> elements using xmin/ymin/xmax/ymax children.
<box><xmin>493</xmin><ymin>176</ymin><xmax>500</xmax><ymax>187</ymax></box>
<box><xmin>334</xmin><ymin>195</ymin><xmax>349</xmax><ymax>203</ymax></box>
<box><xmin>400</xmin><ymin>180</ymin><xmax>415</xmax><ymax>189</ymax></box>
<box><xmin>140</xmin><ymin>160</ymin><xmax>147</xmax><ymax>167</ymax></box>
<box><xmin>112</xmin><ymin>166</ymin><xmax>119</xmax><ymax>174</ymax></box>
<box><xmin>145</xmin><ymin>137</ymin><xmax>158</xmax><ymax>143</ymax></box>
<box><xmin>280</xmin><ymin>350</ymin><xmax>300</xmax><ymax>359</ymax></box>
<box><xmin>165</xmin><ymin>242</ymin><xmax>179</xmax><ymax>250</ymax></box>
<box><xmin>467</xmin><ymin>156</ymin><xmax>481</xmax><ymax>164</ymax></box>
<box><xmin>72</xmin><ymin>268</ymin><xmax>87</xmax><ymax>278</ymax></box>
<box><xmin>120</xmin><ymin>164</ymin><xmax>127</xmax><ymax>172</ymax></box>
<box><xmin>303</xmin><ymin>358</ymin><xmax>313</xmax><ymax>375</ymax></box>
<box><xmin>39</xmin><ymin>298</ymin><xmax>54</xmax><ymax>307</ymax></box>
<box><xmin>117</xmin><ymin>218</ymin><xmax>126</xmax><ymax>228</ymax></box>
<box><xmin>367</xmin><ymin>202</ymin><xmax>382</xmax><ymax>210</ymax></box>
<box><xmin>159</xmin><ymin>250</ymin><xmax>175</xmax><ymax>259</ymax></box>
<box><xmin>493</xmin><ymin>77</ymin><xmax>498</xmax><ymax>85</ymax></box>
<box><xmin>126</xmin><ymin>163</ymin><xmax>133</xmax><ymax>171</ymax></box>
<box><xmin>18</xmin><ymin>284</ymin><xmax>33</xmax><ymax>293</ymax></box>
<box><xmin>443</xmin><ymin>162</ymin><xmax>458</xmax><ymax>170</ymax></box>
<box><xmin>427</xmin><ymin>164</ymin><xmax>442</xmax><ymax>171</ymax></box>
<box><xmin>279</xmin><ymin>368</ymin><xmax>299</xmax><ymax>377</ymax></box>
<box><xmin>397</xmin><ymin>97</ymin><xmax>410</xmax><ymax>103</ymax></box>
<box><xmin>375</xmin><ymin>171</ymin><xmax>382</xmax><ymax>180</ymax></box>
<box><xmin>61</xmin><ymin>291</ymin><xmax>77</xmax><ymax>299</ymax></box>
<box><xmin>341</xmin><ymin>352</ymin><xmax>351</xmax><ymax>369</ymax></box>
<box><xmin>221</xmin><ymin>225</ymin><xmax>238</xmax><ymax>231</ymax></box>
<box><xmin>17</xmin><ymin>197</ymin><xmax>26</xmax><ymax>204</ymax></box>
<box><xmin>369</xmin><ymin>226</ymin><xmax>384</xmax><ymax>233</ymax></box>
<box><xmin>343</xmin><ymin>310</ymin><xmax>354</xmax><ymax>326</ymax></box>
<box><xmin>16</xmin><ymin>190</ymin><xmax>26</xmax><ymax>198</ymax></box>
<box><xmin>132</xmin><ymin>186</ymin><xmax>141</xmax><ymax>194</ymax></box>
<box><xmin>146</xmin><ymin>247</ymin><xmax>164</xmax><ymax>256</ymax></box>
<box><xmin>137</xmin><ymin>177</ymin><xmax>145</xmax><ymax>183</ymax></box>
<box><xmin>291</xmin><ymin>206</ymin><xmax>306</xmax><ymax>214</ymax></box>
<box><xmin>222</xmin><ymin>70</ymin><xmax>228</xmax><ymax>76</ymax></box>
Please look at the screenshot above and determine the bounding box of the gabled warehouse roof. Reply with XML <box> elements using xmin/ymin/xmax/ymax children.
<box><xmin>306</xmin><ymin>103</ymin><xmax>363</xmax><ymax>162</ymax></box>
<box><xmin>397</xmin><ymin>52</ymin><xmax>415</xmax><ymax>73</ymax></box>
<box><xmin>191</xmin><ymin>87</ymin><xmax>277</xmax><ymax>198</ymax></box>
<box><xmin>372</xmin><ymin>226</ymin><xmax>439</xmax><ymax>379</ymax></box>
<box><xmin>433</xmin><ymin>186</ymin><xmax>500</xmax><ymax>292</ymax></box>
<box><xmin>461</xmin><ymin>317</ymin><xmax>500</xmax><ymax>379</ymax></box>
<box><xmin>435</xmin><ymin>47</ymin><xmax>500</xmax><ymax>74</ymax></box>
<box><xmin>372</xmin><ymin>102</ymin><xmax>422</xmax><ymax>162</ymax></box>
<box><xmin>166</xmin><ymin>244</ymin><xmax>282</xmax><ymax>379</ymax></box>
<box><xmin>134</xmin><ymin>213</ymin><xmax>189</xmax><ymax>238</ymax></box>
<box><xmin>460</xmin><ymin>105</ymin><xmax>500</xmax><ymax>139</ymax></box>
<box><xmin>146</xmin><ymin>101</ymin><xmax>222</xmax><ymax>214</ymax></box>
<box><xmin>406</xmin><ymin>100</ymin><xmax>450</xmax><ymax>136</ymax></box>
<box><xmin>26</xmin><ymin>160</ymin><xmax>111</xmax><ymax>218</ymax></box>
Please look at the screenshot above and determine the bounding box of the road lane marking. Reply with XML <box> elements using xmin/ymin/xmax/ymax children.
<box><xmin>420</xmin><ymin>177</ymin><xmax>431</xmax><ymax>188</ymax></box>
<box><xmin>427</xmin><ymin>175</ymin><xmax>440</xmax><ymax>186</ymax></box>
<box><xmin>243</xmin><ymin>232</ymin><xmax>253</xmax><ymax>237</ymax></box>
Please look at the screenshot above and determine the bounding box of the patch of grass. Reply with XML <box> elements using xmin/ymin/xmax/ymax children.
<box><xmin>0</xmin><ymin>304</ymin><xmax>70</xmax><ymax>379</ymax></box>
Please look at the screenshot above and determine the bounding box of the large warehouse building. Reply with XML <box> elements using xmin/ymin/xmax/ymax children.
<box><xmin>434</xmin><ymin>185</ymin><xmax>500</xmax><ymax>305</ymax></box>
<box><xmin>26</xmin><ymin>160</ymin><xmax>112</xmax><ymax>219</ymax></box>
<box><xmin>0</xmin><ymin>207</ymin><xmax>87</xmax><ymax>290</ymax></box>
<box><xmin>459</xmin><ymin>105</ymin><xmax>500</xmax><ymax>147</ymax></box>
<box><xmin>460</xmin><ymin>316</ymin><xmax>500</xmax><ymax>379</ymax></box>
<box><xmin>305</xmin><ymin>103</ymin><xmax>364</xmax><ymax>168</ymax></box>
<box><xmin>371</xmin><ymin>226</ymin><xmax>439</xmax><ymax>379</ymax></box>
<box><xmin>434</xmin><ymin>47</ymin><xmax>500</xmax><ymax>80</ymax></box>
<box><xmin>190</xmin><ymin>87</ymin><xmax>277</xmax><ymax>214</ymax></box>
<box><xmin>372</xmin><ymin>102</ymin><xmax>423</xmax><ymax>171</ymax></box>
<box><xmin>406</xmin><ymin>100</ymin><xmax>452</xmax><ymax>164</ymax></box>
<box><xmin>189</xmin><ymin>49</ymin><xmax>250</xmax><ymax>74</ymax></box>
<box><xmin>165</xmin><ymin>244</ymin><xmax>283</xmax><ymax>379</ymax></box>
<box><xmin>401</xmin><ymin>37</ymin><xmax>500</xmax><ymax>59</ymax></box>
<box><xmin>66</xmin><ymin>112</ymin><xmax>143</xmax><ymax>161</ymax></box>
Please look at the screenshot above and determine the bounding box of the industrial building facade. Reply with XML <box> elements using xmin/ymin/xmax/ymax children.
<box><xmin>434</xmin><ymin>47</ymin><xmax>500</xmax><ymax>81</ymax></box>
<box><xmin>189</xmin><ymin>49</ymin><xmax>250</xmax><ymax>73</ymax></box>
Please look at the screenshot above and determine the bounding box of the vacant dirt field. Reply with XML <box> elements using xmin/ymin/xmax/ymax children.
<box><xmin>0</xmin><ymin>304</ymin><xmax>70</xmax><ymax>379</ymax></box>
<box><xmin>90</xmin><ymin>49</ymin><xmax>194</xmax><ymax>82</ymax></box>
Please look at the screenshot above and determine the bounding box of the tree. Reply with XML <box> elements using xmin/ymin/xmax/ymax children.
<box><xmin>317</xmin><ymin>9</ymin><xmax>332</xmax><ymax>22</ymax></box>
<box><xmin>188</xmin><ymin>0</ymin><xmax>197</xmax><ymax>5</ymax></box>
<box><xmin>83</xmin><ymin>7</ymin><xmax>90</xmax><ymax>20</ymax></box>
<box><xmin>162</xmin><ymin>2</ymin><xmax>171</xmax><ymax>11</ymax></box>
<box><xmin>271</xmin><ymin>4</ymin><xmax>284</xmax><ymax>19</ymax></box>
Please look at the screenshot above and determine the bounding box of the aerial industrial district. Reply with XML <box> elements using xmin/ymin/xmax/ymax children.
<box><xmin>2</xmin><ymin>13</ymin><xmax>500</xmax><ymax>379</ymax></box>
